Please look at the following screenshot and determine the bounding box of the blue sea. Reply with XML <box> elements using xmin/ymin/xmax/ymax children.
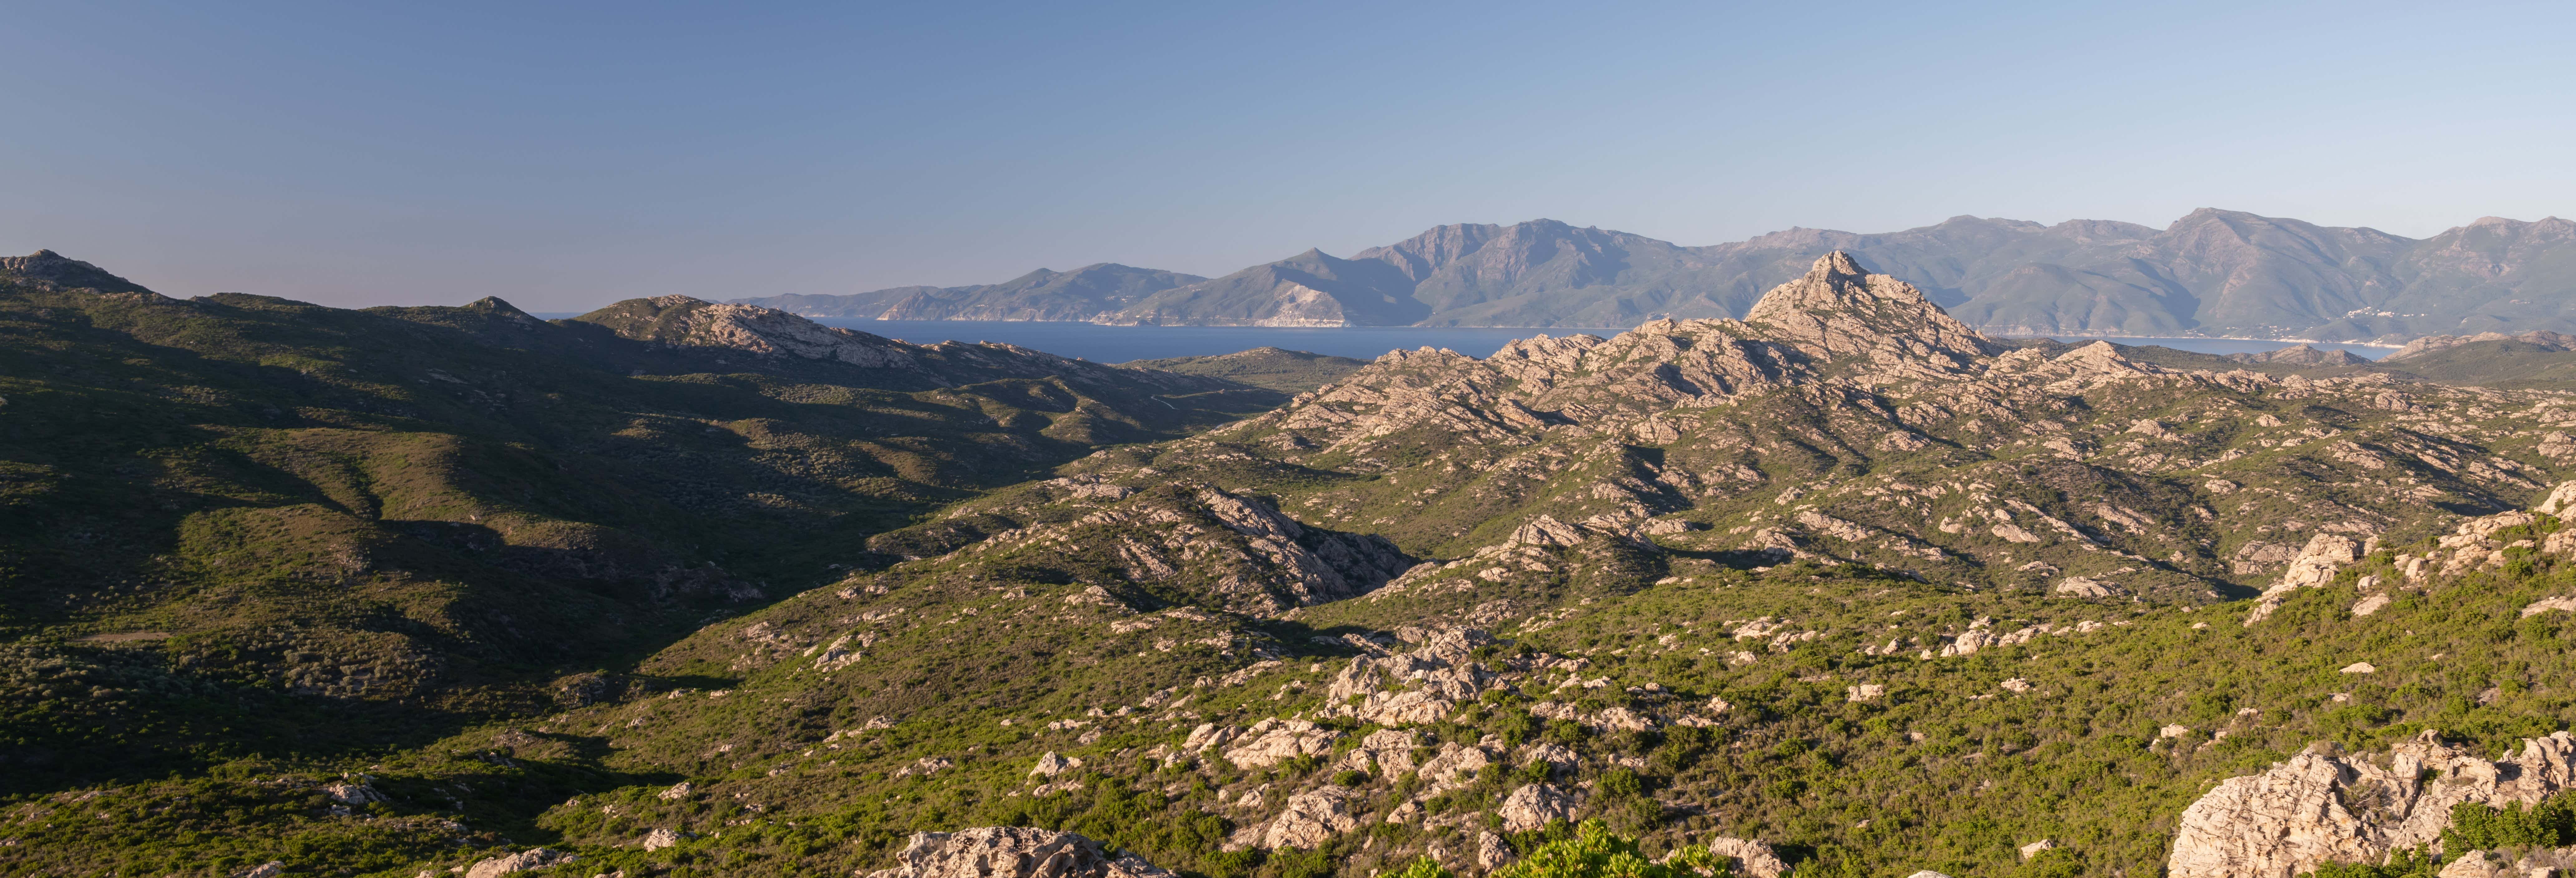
<box><xmin>809</xmin><ymin>320</ymin><xmax>1621</xmax><ymax>362</ymax></box>
<box><xmin>2019</xmin><ymin>336</ymin><xmax>2396</xmax><ymax>361</ymax></box>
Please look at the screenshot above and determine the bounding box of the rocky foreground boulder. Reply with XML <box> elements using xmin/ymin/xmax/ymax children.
<box><xmin>2436</xmin><ymin>846</ymin><xmax>2576</xmax><ymax>877</ymax></box>
<box><xmin>2166</xmin><ymin>731</ymin><xmax>2576</xmax><ymax>877</ymax></box>
<box><xmin>863</xmin><ymin>827</ymin><xmax>1170</xmax><ymax>878</ymax></box>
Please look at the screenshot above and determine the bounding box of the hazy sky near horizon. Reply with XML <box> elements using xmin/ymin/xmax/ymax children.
<box><xmin>5</xmin><ymin>1</ymin><xmax>2572</xmax><ymax>311</ymax></box>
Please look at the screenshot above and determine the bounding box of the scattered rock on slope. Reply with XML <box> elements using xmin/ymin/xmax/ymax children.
<box><xmin>1497</xmin><ymin>783</ymin><xmax>1578</xmax><ymax>832</ymax></box>
<box><xmin>1707</xmin><ymin>837</ymin><xmax>1788</xmax><ymax>878</ymax></box>
<box><xmin>2243</xmin><ymin>534</ymin><xmax>2365</xmax><ymax>625</ymax></box>
<box><xmin>863</xmin><ymin>827</ymin><xmax>1171</xmax><ymax>878</ymax></box>
<box><xmin>463</xmin><ymin>848</ymin><xmax>575</xmax><ymax>878</ymax></box>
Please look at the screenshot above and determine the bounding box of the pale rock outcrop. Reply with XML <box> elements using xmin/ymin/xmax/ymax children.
<box><xmin>1518</xmin><ymin>742</ymin><xmax>1578</xmax><ymax>774</ymax></box>
<box><xmin>1510</xmin><ymin>516</ymin><xmax>1591</xmax><ymax>548</ymax></box>
<box><xmin>2278</xmin><ymin>534</ymin><xmax>2364</xmax><ymax>590</ymax></box>
<box><xmin>1261</xmin><ymin>788</ymin><xmax>1360</xmax><ymax>849</ymax></box>
<box><xmin>1479</xmin><ymin>832</ymin><xmax>1518</xmax><ymax>870</ymax></box>
<box><xmin>1031</xmin><ymin>752</ymin><xmax>1082</xmax><ymax>777</ymax></box>
<box><xmin>2245</xmin><ymin>534</ymin><xmax>2364</xmax><ymax>625</ymax></box>
<box><xmin>2543</xmin><ymin>433</ymin><xmax>2576</xmax><ymax>463</ymax></box>
<box><xmin>640</xmin><ymin>828</ymin><xmax>685</xmax><ymax>850</ymax></box>
<box><xmin>2166</xmin><ymin>732</ymin><xmax>2576</xmax><ymax>878</ymax></box>
<box><xmin>322</xmin><ymin>780</ymin><xmax>387</xmax><ymax>805</ymax></box>
<box><xmin>2432</xmin><ymin>846</ymin><xmax>2576</xmax><ymax>878</ymax></box>
<box><xmin>2055</xmin><ymin>577</ymin><xmax>2124</xmax><ymax>598</ymax></box>
<box><xmin>465</xmin><ymin>848</ymin><xmax>575</xmax><ymax>878</ymax></box>
<box><xmin>2535</xmin><ymin>481</ymin><xmax>2576</xmax><ymax>517</ymax></box>
<box><xmin>897</xmin><ymin>757</ymin><xmax>955</xmax><ymax>777</ymax></box>
<box><xmin>1528</xmin><ymin>700</ymin><xmax>1656</xmax><ymax>732</ymax></box>
<box><xmin>1334</xmin><ymin>729</ymin><xmax>1421</xmax><ymax>775</ymax></box>
<box><xmin>1182</xmin><ymin>723</ymin><xmax>1237</xmax><ymax>754</ymax></box>
<box><xmin>864</xmin><ymin>827</ymin><xmax>1170</xmax><ymax>878</ymax></box>
<box><xmin>1413</xmin><ymin>742</ymin><xmax>1492</xmax><ymax>793</ymax></box>
<box><xmin>1220</xmin><ymin>719</ymin><xmax>1342</xmax><ymax>769</ymax></box>
<box><xmin>1707</xmin><ymin>837</ymin><xmax>1788</xmax><ymax>878</ymax></box>
<box><xmin>1938</xmin><ymin>622</ymin><xmax>2042</xmax><ymax>657</ymax></box>
<box><xmin>2424</xmin><ymin>511</ymin><xmax>2541</xmax><ymax>578</ymax></box>
<box><xmin>2521</xmin><ymin>595</ymin><xmax>2576</xmax><ymax>618</ymax></box>
<box><xmin>1323</xmin><ymin>628</ymin><xmax>1493</xmax><ymax>726</ymax></box>
<box><xmin>1497</xmin><ymin>783</ymin><xmax>1577</xmax><ymax>832</ymax></box>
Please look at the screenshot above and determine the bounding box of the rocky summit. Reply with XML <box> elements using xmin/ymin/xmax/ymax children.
<box><xmin>17</xmin><ymin>250</ymin><xmax>2576</xmax><ymax>878</ymax></box>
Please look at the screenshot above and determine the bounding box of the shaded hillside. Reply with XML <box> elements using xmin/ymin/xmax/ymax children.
<box><xmin>740</xmin><ymin>264</ymin><xmax>1205</xmax><ymax>322</ymax></box>
<box><xmin>0</xmin><ymin>251</ymin><xmax>1279</xmax><ymax>796</ymax></box>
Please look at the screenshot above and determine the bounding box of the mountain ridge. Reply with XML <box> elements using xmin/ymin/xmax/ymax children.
<box><xmin>734</xmin><ymin>210</ymin><xmax>2576</xmax><ymax>342</ymax></box>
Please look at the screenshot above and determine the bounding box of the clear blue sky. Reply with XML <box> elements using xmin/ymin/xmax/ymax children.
<box><xmin>5</xmin><ymin>1</ymin><xmax>2570</xmax><ymax>311</ymax></box>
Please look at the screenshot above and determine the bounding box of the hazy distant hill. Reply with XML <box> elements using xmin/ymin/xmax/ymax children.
<box><xmin>739</xmin><ymin>211</ymin><xmax>2576</xmax><ymax>341</ymax></box>
<box><xmin>1112</xmin><ymin>248</ymin><xmax>1424</xmax><ymax>327</ymax></box>
<box><xmin>738</xmin><ymin>263</ymin><xmax>1202</xmax><ymax>321</ymax></box>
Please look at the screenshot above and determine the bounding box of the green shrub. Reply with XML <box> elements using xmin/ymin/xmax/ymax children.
<box><xmin>1598</xmin><ymin>768</ymin><xmax>1642</xmax><ymax>799</ymax></box>
<box><xmin>1386</xmin><ymin>856</ymin><xmax>1452</xmax><ymax>878</ymax></box>
<box><xmin>2300</xmin><ymin>846</ymin><xmax>2438</xmax><ymax>878</ymax></box>
<box><xmin>2443</xmin><ymin>793</ymin><xmax>2576</xmax><ymax>852</ymax></box>
<box><xmin>1492</xmin><ymin>819</ymin><xmax>1725</xmax><ymax>878</ymax></box>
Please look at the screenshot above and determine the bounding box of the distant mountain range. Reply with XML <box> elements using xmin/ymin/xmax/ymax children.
<box><xmin>735</xmin><ymin>209</ymin><xmax>2576</xmax><ymax>342</ymax></box>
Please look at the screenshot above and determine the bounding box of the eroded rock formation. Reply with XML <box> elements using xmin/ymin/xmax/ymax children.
<box><xmin>2167</xmin><ymin>732</ymin><xmax>2576</xmax><ymax>877</ymax></box>
<box><xmin>863</xmin><ymin>827</ymin><xmax>1171</xmax><ymax>878</ymax></box>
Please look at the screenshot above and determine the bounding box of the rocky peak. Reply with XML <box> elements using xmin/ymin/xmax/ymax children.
<box><xmin>1738</xmin><ymin>251</ymin><xmax>1997</xmax><ymax>364</ymax></box>
<box><xmin>574</xmin><ymin>295</ymin><xmax>922</xmax><ymax>369</ymax></box>
<box><xmin>461</xmin><ymin>296</ymin><xmax>542</xmax><ymax>322</ymax></box>
<box><xmin>0</xmin><ymin>249</ymin><xmax>159</xmax><ymax>295</ymax></box>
